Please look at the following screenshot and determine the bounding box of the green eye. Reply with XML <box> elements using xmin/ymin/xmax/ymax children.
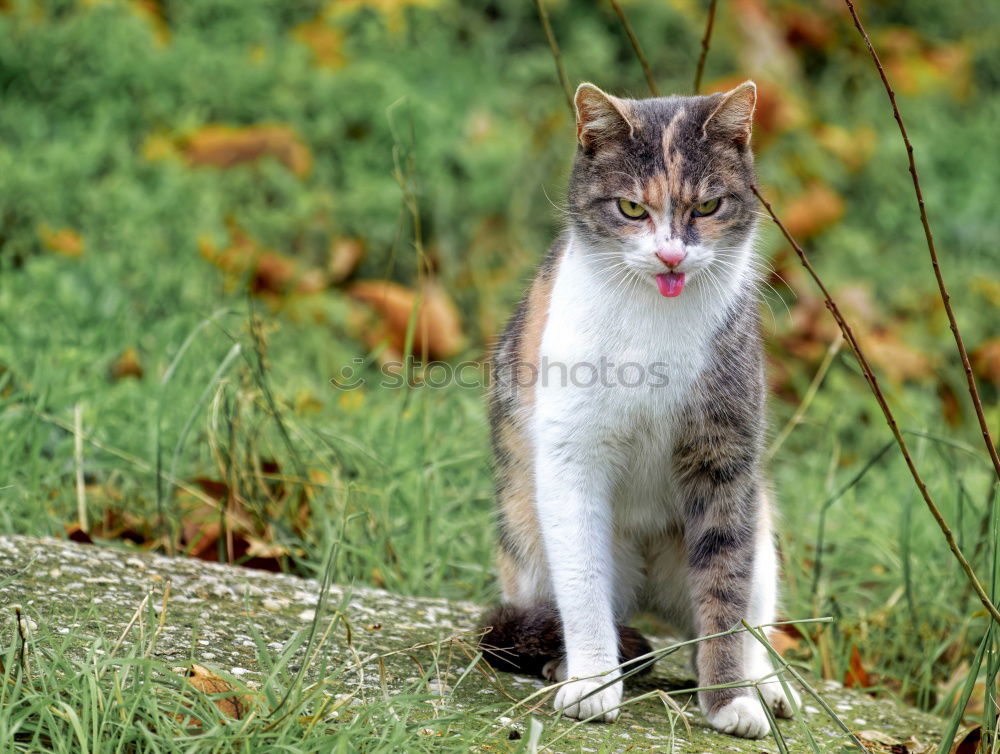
<box><xmin>692</xmin><ymin>198</ymin><xmax>721</xmax><ymax>217</ymax></box>
<box><xmin>617</xmin><ymin>199</ymin><xmax>648</xmax><ymax>219</ymax></box>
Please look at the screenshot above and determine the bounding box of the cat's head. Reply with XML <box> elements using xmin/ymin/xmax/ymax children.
<box><xmin>567</xmin><ymin>82</ymin><xmax>758</xmax><ymax>299</ymax></box>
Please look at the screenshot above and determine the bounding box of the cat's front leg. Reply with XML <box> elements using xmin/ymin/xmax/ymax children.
<box><xmin>534</xmin><ymin>418</ymin><xmax>622</xmax><ymax>722</ymax></box>
<box><xmin>677</xmin><ymin>452</ymin><xmax>770</xmax><ymax>739</ymax></box>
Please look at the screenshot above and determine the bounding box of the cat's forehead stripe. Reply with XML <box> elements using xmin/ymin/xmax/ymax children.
<box><xmin>639</xmin><ymin>107</ymin><xmax>688</xmax><ymax>208</ymax></box>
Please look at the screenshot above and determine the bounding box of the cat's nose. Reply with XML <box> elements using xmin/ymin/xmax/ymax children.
<box><xmin>655</xmin><ymin>249</ymin><xmax>686</xmax><ymax>269</ymax></box>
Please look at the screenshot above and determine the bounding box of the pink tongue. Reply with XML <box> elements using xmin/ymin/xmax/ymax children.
<box><xmin>655</xmin><ymin>272</ymin><xmax>686</xmax><ymax>298</ymax></box>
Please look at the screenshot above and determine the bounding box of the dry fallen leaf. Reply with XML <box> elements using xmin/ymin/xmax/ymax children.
<box><xmin>39</xmin><ymin>225</ymin><xmax>84</xmax><ymax>257</ymax></box>
<box><xmin>64</xmin><ymin>522</ymin><xmax>94</xmax><ymax>544</ymax></box>
<box><xmin>184</xmin><ymin>664</ymin><xmax>247</xmax><ymax>720</ymax></box>
<box><xmin>178</xmin><ymin>486</ymin><xmax>290</xmax><ymax>572</ymax></box>
<box><xmin>705</xmin><ymin>76</ymin><xmax>803</xmax><ymax>146</ymax></box>
<box><xmin>780</xmin><ymin>182</ymin><xmax>845</xmax><ymax>240</ymax></box>
<box><xmin>109</xmin><ymin>347</ymin><xmax>144</xmax><ymax>381</ymax></box>
<box><xmin>781</xmin><ymin>286</ymin><xmax>933</xmax><ymax>384</ymax></box>
<box><xmin>878</xmin><ymin>28</ymin><xmax>971</xmax><ymax>100</ymax></box>
<box><xmin>183</xmin><ymin>125</ymin><xmax>311</xmax><ymax>177</ymax></box>
<box><xmin>348</xmin><ymin>279</ymin><xmax>465</xmax><ymax>360</ymax></box>
<box><xmin>815</xmin><ymin>124</ymin><xmax>877</xmax><ymax>172</ymax></box>
<box><xmin>844</xmin><ymin>644</ymin><xmax>871</xmax><ymax>689</ymax></box>
<box><xmin>769</xmin><ymin>625</ymin><xmax>801</xmax><ymax>656</ymax></box>
<box><xmin>128</xmin><ymin>0</ymin><xmax>170</xmax><ymax>44</ymax></box>
<box><xmin>861</xmin><ymin>329</ymin><xmax>934</xmax><ymax>384</ymax></box>
<box><xmin>938</xmin><ymin>380</ymin><xmax>962</xmax><ymax>427</ymax></box>
<box><xmin>857</xmin><ymin>729</ymin><xmax>933</xmax><ymax>753</ymax></box>
<box><xmin>972</xmin><ymin>338</ymin><xmax>1000</xmax><ymax>386</ymax></box>
<box><xmin>200</xmin><ymin>224</ymin><xmax>327</xmax><ymax>296</ymax></box>
<box><xmin>328</xmin><ymin>237</ymin><xmax>365</xmax><ymax>283</ymax></box>
<box><xmin>294</xmin><ymin>17</ymin><xmax>346</xmax><ymax>68</ymax></box>
<box><xmin>857</xmin><ymin>729</ymin><xmax>903</xmax><ymax>747</ymax></box>
<box><xmin>950</xmin><ymin>725</ymin><xmax>981</xmax><ymax>754</ymax></box>
<box><xmin>782</xmin><ymin>7</ymin><xmax>833</xmax><ymax>51</ymax></box>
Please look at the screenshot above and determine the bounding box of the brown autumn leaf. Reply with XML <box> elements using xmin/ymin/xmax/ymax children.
<box><xmin>0</xmin><ymin>363</ymin><xmax>14</xmax><ymax>398</ymax></box>
<box><xmin>857</xmin><ymin>729</ymin><xmax>933</xmax><ymax>753</ymax></box>
<box><xmin>971</xmin><ymin>277</ymin><xmax>1000</xmax><ymax>308</ymax></box>
<box><xmin>128</xmin><ymin>0</ymin><xmax>169</xmax><ymax>44</ymax></box>
<box><xmin>950</xmin><ymin>725</ymin><xmax>981</xmax><ymax>754</ymax></box>
<box><xmin>781</xmin><ymin>284</ymin><xmax>934</xmax><ymax>385</ymax></box>
<box><xmin>860</xmin><ymin>329</ymin><xmax>934</xmax><ymax>384</ymax></box>
<box><xmin>294</xmin><ymin>17</ymin><xmax>346</xmax><ymax>68</ymax></box>
<box><xmin>348</xmin><ymin>279</ymin><xmax>465</xmax><ymax>360</ymax></box>
<box><xmin>183</xmin><ymin>125</ymin><xmax>311</xmax><ymax>177</ymax></box>
<box><xmin>972</xmin><ymin>338</ymin><xmax>1000</xmax><ymax>386</ymax></box>
<box><xmin>178</xmin><ymin>486</ymin><xmax>289</xmax><ymax>572</ymax></box>
<box><xmin>815</xmin><ymin>124</ymin><xmax>877</xmax><ymax>172</ymax></box>
<box><xmin>938</xmin><ymin>380</ymin><xmax>962</xmax><ymax>427</ymax></box>
<box><xmin>39</xmin><ymin>225</ymin><xmax>84</xmax><ymax>257</ymax></box>
<box><xmin>328</xmin><ymin>237</ymin><xmax>365</xmax><ymax>283</ymax></box>
<box><xmin>85</xmin><ymin>506</ymin><xmax>154</xmax><ymax>547</ymax></box>
<box><xmin>181</xmin><ymin>516</ymin><xmax>222</xmax><ymax>561</ymax></box>
<box><xmin>780</xmin><ymin>182</ymin><xmax>845</xmax><ymax>240</ymax></box>
<box><xmin>200</xmin><ymin>224</ymin><xmax>327</xmax><ymax>296</ymax></box>
<box><xmin>331</xmin><ymin>0</ymin><xmax>441</xmax><ymax>35</ymax></box>
<box><xmin>857</xmin><ymin>729</ymin><xmax>904</xmax><ymax>749</ymax></box>
<box><xmin>782</xmin><ymin>287</ymin><xmax>874</xmax><ymax>363</ymax></box>
<box><xmin>769</xmin><ymin>625</ymin><xmax>801</xmax><ymax>656</ymax></box>
<box><xmin>109</xmin><ymin>346</ymin><xmax>144</xmax><ymax>381</ymax></box>
<box><xmin>704</xmin><ymin>76</ymin><xmax>802</xmax><ymax>146</ymax></box>
<box><xmin>877</xmin><ymin>28</ymin><xmax>971</xmax><ymax>100</ymax></box>
<box><xmin>844</xmin><ymin>644</ymin><xmax>871</xmax><ymax>689</ymax></box>
<box><xmin>782</xmin><ymin>7</ymin><xmax>833</xmax><ymax>52</ymax></box>
<box><xmin>65</xmin><ymin>522</ymin><xmax>94</xmax><ymax>544</ymax></box>
<box><xmin>184</xmin><ymin>664</ymin><xmax>247</xmax><ymax>720</ymax></box>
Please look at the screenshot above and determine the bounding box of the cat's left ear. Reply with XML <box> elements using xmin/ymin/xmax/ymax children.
<box><xmin>702</xmin><ymin>81</ymin><xmax>756</xmax><ymax>146</ymax></box>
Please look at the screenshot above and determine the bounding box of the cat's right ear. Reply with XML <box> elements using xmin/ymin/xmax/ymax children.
<box><xmin>574</xmin><ymin>83</ymin><xmax>636</xmax><ymax>151</ymax></box>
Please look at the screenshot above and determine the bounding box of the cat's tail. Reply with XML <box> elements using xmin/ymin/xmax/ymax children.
<box><xmin>477</xmin><ymin>603</ymin><xmax>655</xmax><ymax>679</ymax></box>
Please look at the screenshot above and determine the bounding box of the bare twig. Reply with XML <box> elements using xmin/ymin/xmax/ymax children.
<box><xmin>842</xmin><ymin>0</ymin><xmax>1000</xmax><ymax>482</ymax></box>
<box><xmin>609</xmin><ymin>0</ymin><xmax>659</xmax><ymax>96</ymax></box>
<box><xmin>753</xmin><ymin>184</ymin><xmax>1000</xmax><ymax>627</ymax></box>
<box><xmin>533</xmin><ymin>0</ymin><xmax>574</xmax><ymax>114</ymax></box>
<box><xmin>693</xmin><ymin>0</ymin><xmax>719</xmax><ymax>93</ymax></box>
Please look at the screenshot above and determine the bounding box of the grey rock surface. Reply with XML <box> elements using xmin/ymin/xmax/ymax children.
<box><xmin>0</xmin><ymin>536</ymin><xmax>943</xmax><ymax>752</ymax></box>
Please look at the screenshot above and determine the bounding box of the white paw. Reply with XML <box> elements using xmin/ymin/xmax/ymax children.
<box><xmin>553</xmin><ymin>677</ymin><xmax>622</xmax><ymax>723</ymax></box>
<box><xmin>759</xmin><ymin>679</ymin><xmax>800</xmax><ymax>719</ymax></box>
<box><xmin>705</xmin><ymin>696</ymin><xmax>770</xmax><ymax>739</ymax></box>
<box><xmin>542</xmin><ymin>658</ymin><xmax>566</xmax><ymax>682</ymax></box>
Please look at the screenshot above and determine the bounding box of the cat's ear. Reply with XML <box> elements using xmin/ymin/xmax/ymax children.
<box><xmin>702</xmin><ymin>81</ymin><xmax>756</xmax><ymax>146</ymax></box>
<box><xmin>574</xmin><ymin>83</ymin><xmax>636</xmax><ymax>151</ymax></box>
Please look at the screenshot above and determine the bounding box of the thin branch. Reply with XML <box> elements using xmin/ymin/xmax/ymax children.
<box><xmin>609</xmin><ymin>0</ymin><xmax>659</xmax><ymax>96</ymax></box>
<box><xmin>533</xmin><ymin>0</ymin><xmax>574</xmax><ymax>115</ymax></box>
<box><xmin>753</xmin><ymin>184</ymin><xmax>1000</xmax><ymax>627</ymax></box>
<box><xmin>693</xmin><ymin>0</ymin><xmax>719</xmax><ymax>94</ymax></box>
<box><xmin>842</xmin><ymin>0</ymin><xmax>1000</xmax><ymax>482</ymax></box>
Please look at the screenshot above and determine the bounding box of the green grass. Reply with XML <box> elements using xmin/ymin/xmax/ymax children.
<box><xmin>1</xmin><ymin>0</ymin><xmax>999</xmax><ymax>749</ymax></box>
<box><xmin>0</xmin><ymin>600</ymin><xmax>509</xmax><ymax>752</ymax></box>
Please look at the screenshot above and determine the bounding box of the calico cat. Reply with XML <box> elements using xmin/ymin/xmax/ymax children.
<box><xmin>478</xmin><ymin>81</ymin><xmax>799</xmax><ymax>739</ymax></box>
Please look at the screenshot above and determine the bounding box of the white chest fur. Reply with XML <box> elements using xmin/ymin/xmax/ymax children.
<box><xmin>533</xmin><ymin>234</ymin><xmax>748</xmax><ymax>531</ymax></box>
